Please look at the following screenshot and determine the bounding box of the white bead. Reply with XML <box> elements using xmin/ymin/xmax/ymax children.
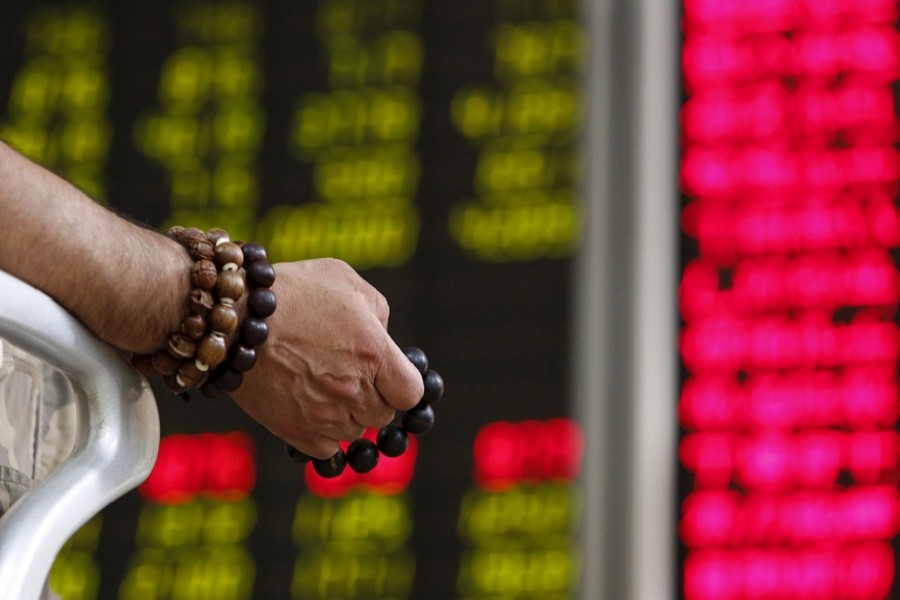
<box><xmin>215</xmin><ymin>236</ymin><xmax>230</xmax><ymax>247</ymax></box>
<box><xmin>211</xmin><ymin>332</ymin><xmax>225</xmax><ymax>341</ymax></box>
<box><xmin>175</xmin><ymin>374</ymin><xmax>186</xmax><ymax>387</ymax></box>
<box><xmin>195</xmin><ymin>359</ymin><xmax>209</xmax><ymax>372</ymax></box>
<box><xmin>220</xmin><ymin>297</ymin><xmax>235</xmax><ymax>306</ymax></box>
<box><xmin>223</xmin><ymin>262</ymin><xmax>239</xmax><ymax>272</ymax></box>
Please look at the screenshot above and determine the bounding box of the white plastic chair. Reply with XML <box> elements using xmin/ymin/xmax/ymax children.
<box><xmin>0</xmin><ymin>270</ymin><xmax>159</xmax><ymax>599</ymax></box>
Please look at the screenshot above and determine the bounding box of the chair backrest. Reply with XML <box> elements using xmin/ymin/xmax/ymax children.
<box><xmin>0</xmin><ymin>270</ymin><xmax>159</xmax><ymax>599</ymax></box>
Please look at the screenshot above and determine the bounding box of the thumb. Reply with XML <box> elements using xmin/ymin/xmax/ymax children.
<box><xmin>374</xmin><ymin>334</ymin><xmax>424</xmax><ymax>411</ymax></box>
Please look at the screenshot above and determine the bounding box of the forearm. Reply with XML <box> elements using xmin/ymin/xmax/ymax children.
<box><xmin>0</xmin><ymin>140</ymin><xmax>191</xmax><ymax>354</ymax></box>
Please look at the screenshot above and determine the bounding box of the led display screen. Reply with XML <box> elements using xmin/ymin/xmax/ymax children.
<box><xmin>679</xmin><ymin>1</ymin><xmax>900</xmax><ymax>598</ymax></box>
<box><xmin>0</xmin><ymin>0</ymin><xmax>584</xmax><ymax>598</ymax></box>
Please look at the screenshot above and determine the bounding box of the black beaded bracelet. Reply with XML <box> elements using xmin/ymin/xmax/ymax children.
<box><xmin>286</xmin><ymin>346</ymin><xmax>445</xmax><ymax>478</ymax></box>
<box><xmin>200</xmin><ymin>241</ymin><xmax>276</xmax><ymax>398</ymax></box>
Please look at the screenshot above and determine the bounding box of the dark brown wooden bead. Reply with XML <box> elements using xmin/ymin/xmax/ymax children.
<box><xmin>187</xmin><ymin>239</ymin><xmax>214</xmax><ymax>261</ymax></box>
<box><xmin>241</xmin><ymin>318</ymin><xmax>269</xmax><ymax>346</ymax></box>
<box><xmin>217</xmin><ymin>368</ymin><xmax>244</xmax><ymax>392</ymax></box>
<box><xmin>199</xmin><ymin>379</ymin><xmax>225</xmax><ymax>398</ymax></box>
<box><xmin>377</xmin><ymin>425</ymin><xmax>409</xmax><ymax>457</ymax></box>
<box><xmin>191</xmin><ymin>259</ymin><xmax>218</xmax><ymax>290</ymax></box>
<box><xmin>215</xmin><ymin>270</ymin><xmax>245</xmax><ymax>302</ymax></box>
<box><xmin>177</xmin><ymin>359</ymin><xmax>208</xmax><ymax>389</ymax></box>
<box><xmin>313</xmin><ymin>449</ymin><xmax>346</xmax><ymax>478</ymax></box>
<box><xmin>422</xmin><ymin>369</ymin><xmax>444</xmax><ymax>405</ymax></box>
<box><xmin>162</xmin><ymin>375</ymin><xmax>187</xmax><ymax>395</ymax></box>
<box><xmin>229</xmin><ymin>344</ymin><xmax>257</xmax><ymax>372</ymax></box>
<box><xmin>151</xmin><ymin>350</ymin><xmax>179</xmax><ymax>376</ymax></box>
<box><xmin>167</xmin><ymin>225</ymin><xmax>186</xmax><ymax>237</ymax></box>
<box><xmin>214</xmin><ymin>241</ymin><xmax>244</xmax><ymax>270</ymax></box>
<box><xmin>209</xmin><ymin>304</ymin><xmax>239</xmax><ymax>335</ymax></box>
<box><xmin>241</xmin><ymin>242</ymin><xmax>268</xmax><ymax>265</ymax></box>
<box><xmin>196</xmin><ymin>333</ymin><xmax>228</xmax><ymax>367</ymax></box>
<box><xmin>189</xmin><ymin>289</ymin><xmax>215</xmax><ymax>315</ymax></box>
<box><xmin>206</xmin><ymin>228</ymin><xmax>230</xmax><ymax>246</ymax></box>
<box><xmin>247</xmin><ymin>261</ymin><xmax>276</xmax><ymax>288</ymax></box>
<box><xmin>167</xmin><ymin>334</ymin><xmax>196</xmax><ymax>359</ymax></box>
<box><xmin>402</xmin><ymin>402</ymin><xmax>434</xmax><ymax>434</ymax></box>
<box><xmin>181</xmin><ymin>314</ymin><xmax>206</xmax><ymax>339</ymax></box>
<box><xmin>131</xmin><ymin>354</ymin><xmax>158</xmax><ymax>377</ymax></box>
<box><xmin>346</xmin><ymin>438</ymin><xmax>379</xmax><ymax>474</ymax></box>
<box><xmin>248</xmin><ymin>288</ymin><xmax>277</xmax><ymax>318</ymax></box>
<box><xmin>403</xmin><ymin>347</ymin><xmax>428</xmax><ymax>373</ymax></box>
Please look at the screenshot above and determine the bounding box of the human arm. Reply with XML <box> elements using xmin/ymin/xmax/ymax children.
<box><xmin>0</xmin><ymin>140</ymin><xmax>423</xmax><ymax>457</ymax></box>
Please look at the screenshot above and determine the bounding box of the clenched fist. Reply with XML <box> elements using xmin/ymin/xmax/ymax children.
<box><xmin>230</xmin><ymin>259</ymin><xmax>424</xmax><ymax>458</ymax></box>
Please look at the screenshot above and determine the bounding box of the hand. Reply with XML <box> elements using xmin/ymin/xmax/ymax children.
<box><xmin>230</xmin><ymin>258</ymin><xmax>424</xmax><ymax>458</ymax></box>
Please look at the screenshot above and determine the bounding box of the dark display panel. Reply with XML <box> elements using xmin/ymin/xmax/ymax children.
<box><xmin>0</xmin><ymin>1</ymin><xmax>584</xmax><ymax>598</ymax></box>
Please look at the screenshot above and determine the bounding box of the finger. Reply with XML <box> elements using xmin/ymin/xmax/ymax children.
<box><xmin>322</xmin><ymin>419</ymin><xmax>366</xmax><ymax>444</ymax></box>
<box><xmin>351</xmin><ymin>393</ymin><xmax>397</xmax><ymax>430</ymax></box>
<box><xmin>370</xmin><ymin>289</ymin><xmax>390</xmax><ymax>328</ymax></box>
<box><xmin>374</xmin><ymin>334</ymin><xmax>424</xmax><ymax>411</ymax></box>
<box><xmin>288</xmin><ymin>434</ymin><xmax>341</xmax><ymax>460</ymax></box>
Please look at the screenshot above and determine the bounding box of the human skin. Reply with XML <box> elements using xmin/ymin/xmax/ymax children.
<box><xmin>0</xmin><ymin>140</ymin><xmax>423</xmax><ymax>458</ymax></box>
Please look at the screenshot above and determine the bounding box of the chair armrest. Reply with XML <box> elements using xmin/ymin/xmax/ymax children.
<box><xmin>0</xmin><ymin>270</ymin><xmax>159</xmax><ymax>600</ymax></box>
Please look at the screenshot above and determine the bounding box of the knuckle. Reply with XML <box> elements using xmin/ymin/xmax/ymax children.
<box><xmin>374</xmin><ymin>291</ymin><xmax>390</xmax><ymax>323</ymax></box>
<box><xmin>375</xmin><ymin>407</ymin><xmax>396</xmax><ymax>428</ymax></box>
<box><xmin>342</xmin><ymin>423</ymin><xmax>366</xmax><ymax>441</ymax></box>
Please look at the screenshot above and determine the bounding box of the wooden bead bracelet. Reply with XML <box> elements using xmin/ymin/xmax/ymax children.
<box><xmin>132</xmin><ymin>227</ymin><xmax>275</xmax><ymax>400</ymax></box>
<box><xmin>200</xmin><ymin>241</ymin><xmax>277</xmax><ymax>398</ymax></box>
<box><xmin>286</xmin><ymin>347</ymin><xmax>445</xmax><ymax>478</ymax></box>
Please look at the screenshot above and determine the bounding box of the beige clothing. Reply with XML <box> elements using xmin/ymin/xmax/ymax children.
<box><xmin>0</xmin><ymin>338</ymin><xmax>78</xmax><ymax>513</ymax></box>
<box><xmin>0</xmin><ymin>338</ymin><xmax>78</xmax><ymax>600</ymax></box>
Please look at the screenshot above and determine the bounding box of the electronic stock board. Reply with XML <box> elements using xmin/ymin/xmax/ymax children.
<box><xmin>5</xmin><ymin>1</ymin><xmax>900</xmax><ymax>599</ymax></box>
<box><xmin>0</xmin><ymin>1</ymin><xmax>584</xmax><ymax>598</ymax></box>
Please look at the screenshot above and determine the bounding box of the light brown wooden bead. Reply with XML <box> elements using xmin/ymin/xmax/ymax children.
<box><xmin>181</xmin><ymin>314</ymin><xmax>206</xmax><ymax>339</ymax></box>
<box><xmin>177</xmin><ymin>359</ymin><xmax>209</xmax><ymax>388</ymax></box>
<box><xmin>206</xmin><ymin>228</ymin><xmax>230</xmax><ymax>246</ymax></box>
<box><xmin>215</xmin><ymin>270</ymin><xmax>245</xmax><ymax>302</ymax></box>
<box><xmin>209</xmin><ymin>304</ymin><xmax>239</xmax><ymax>335</ymax></box>
<box><xmin>196</xmin><ymin>333</ymin><xmax>228</xmax><ymax>368</ymax></box>
<box><xmin>171</xmin><ymin>226</ymin><xmax>204</xmax><ymax>244</ymax></box>
<box><xmin>151</xmin><ymin>350</ymin><xmax>179</xmax><ymax>376</ymax></box>
<box><xmin>187</xmin><ymin>239</ymin><xmax>214</xmax><ymax>261</ymax></box>
<box><xmin>191</xmin><ymin>259</ymin><xmax>218</xmax><ymax>290</ymax></box>
<box><xmin>214</xmin><ymin>241</ymin><xmax>244</xmax><ymax>270</ymax></box>
<box><xmin>167</xmin><ymin>334</ymin><xmax>196</xmax><ymax>359</ymax></box>
<box><xmin>190</xmin><ymin>289</ymin><xmax>215</xmax><ymax>315</ymax></box>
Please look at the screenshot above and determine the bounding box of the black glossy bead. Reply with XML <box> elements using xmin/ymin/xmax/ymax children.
<box><xmin>422</xmin><ymin>369</ymin><xmax>444</xmax><ymax>405</ymax></box>
<box><xmin>199</xmin><ymin>379</ymin><xmax>224</xmax><ymax>398</ymax></box>
<box><xmin>242</xmin><ymin>317</ymin><xmax>269</xmax><ymax>347</ymax></box>
<box><xmin>376</xmin><ymin>425</ymin><xmax>409</xmax><ymax>458</ymax></box>
<box><xmin>403</xmin><ymin>347</ymin><xmax>428</xmax><ymax>373</ymax></box>
<box><xmin>313</xmin><ymin>449</ymin><xmax>346</xmax><ymax>478</ymax></box>
<box><xmin>230</xmin><ymin>344</ymin><xmax>257</xmax><ymax>372</ymax></box>
<box><xmin>248</xmin><ymin>288</ymin><xmax>277</xmax><ymax>318</ymax></box>
<box><xmin>241</xmin><ymin>242</ymin><xmax>268</xmax><ymax>265</ymax></box>
<box><xmin>346</xmin><ymin>438</ymin><xmax>379</xmax><ymax>473</ymax></box>
<box><xmin>217</xmin><ymin>368</ymin><xmax>243</xmax><ymax>392</ymax></box>
<box><xmin>402</xmin><ymin>402</ymin><xmax>434</xmax><ymax>434</ymax></box>
<box><xmin>247</xmin><ymin>261</ymin><xmax>276</xmax><ymax>288</ymax></box>
<box><xmin>286</xmin><ymin>444</ymin><xmax>313</xmax><ymax>463</ymax></box>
